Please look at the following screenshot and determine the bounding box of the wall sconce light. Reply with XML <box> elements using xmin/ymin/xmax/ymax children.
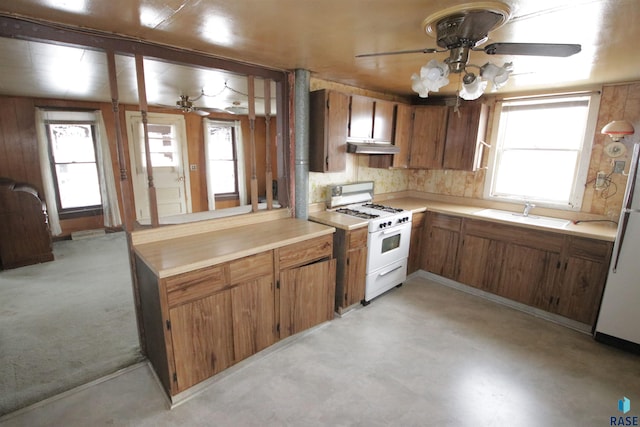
<box><xmin>601</xmin><ymin>120</ymin><xmax>635</xmax><ymax>142</ymax></box>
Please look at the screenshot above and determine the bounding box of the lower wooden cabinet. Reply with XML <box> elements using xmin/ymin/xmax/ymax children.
<box><xmin>553</xmin><ymin>237</ymin><xmax>613</xmax><ymax>325</ymax></box>
<box><xmin>408</xmin><ymin>212</ymin><xmax>425</xmax><ymax>274</ymax></box>
<box><xmin>334</xmin><ymin>227</ymin><xmax>368</xmax><ymax>313</ymax></box>
<box><xmin>421</xmin><ymin>212</ymin><xmax>461</xmax><ymax>279</ymax></box>
<box><xmin>424</xmin><ymin>213</ymin><xmax>613</xmax><ymax>326</ymax></box>
<box><xmin>169</xmin><ymin>291</ymin><xmax>234</xmax><ymax>392</ymax></box>
<box><xmin>280</xmin><ymin>258</ymin><xmax>336</xmax><ymax>338</ymax></box>
<box><xmin>136</xmin><ymin>235</ymin><xmax>336</xmax><ymax>398</ymax></box>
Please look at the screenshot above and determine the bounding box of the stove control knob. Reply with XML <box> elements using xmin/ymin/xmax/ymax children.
<box><xmin>379</xmin><ymin>223</ymin><xmax>384</xmax><ymax>229</ymax></box>
<box><xmin>387</xmin><ymin>221</ymin><xmax>392</xmax><ymax>226</ymax></box>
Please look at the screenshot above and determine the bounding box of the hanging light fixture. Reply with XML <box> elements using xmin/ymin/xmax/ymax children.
<box><xmin>412</xmin><ymin>58</ymin><xmax>513</xmax><ymax>100</ymax></box>
<box><xmin>459</xmin><ymin>72</ymin><xmax>487</xmax><ymax>100</ymax></box>
<box><xmin>480</xmin><ymin>62</ymin><xmax>513</xmax><ymax>91</ymax></box>
<box><xmin>411</xmin><ymin>59</ymin><xmax>450</xmax><ymax>98</ymax></box>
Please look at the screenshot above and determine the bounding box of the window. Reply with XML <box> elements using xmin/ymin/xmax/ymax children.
<box><xmin>485</xmin><ymin>93</ymin><xmax>600</xmax><ymax>209</ymax></box>
<box><xmin>138</xmin><ymin>123</ymin><xmax>179</xmax><ymax>168</ymax></box>
<box><xmin>46</xmin><ymin>121</ymin><xmax>102</xmax><ymax>215</ymax></box>
<box><xmin>205</xmin><ymin>121</ymin><xmax>239</xmax><ymax>201</ymax></box>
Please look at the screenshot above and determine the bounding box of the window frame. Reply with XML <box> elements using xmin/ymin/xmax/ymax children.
<box><xmin>205</xmin><ymin>120</ymin><xmax>240</xmax><ymax>202</ymax></box>
<box><xmin>45</xmin><ymin>119</ymin><xmax>103</xmax><ymax>218</ymax></box>
<box><xmin>484</xmin><ymin>92</ymin><xmax>601</xmax><ymax>210</ymax></box>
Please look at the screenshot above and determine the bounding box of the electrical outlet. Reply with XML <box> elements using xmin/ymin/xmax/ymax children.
<box><xmin>595</xmin><ymin>171</ymin><xmax>607</xmax><ymax>190</ymax></box>
<box><xmin>613</xmin><ymin>160</ymin><xmax>625</xmax><ymax>174</ymax></box>
<box><xmin>190</xmin><ymin>164</ymin><xmax>198</xmax><ymax>171</ymax></box>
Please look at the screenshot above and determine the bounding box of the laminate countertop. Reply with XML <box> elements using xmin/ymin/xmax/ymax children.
<box><xmin>309</xmin><ymin>197</ymin><xmax>617</xmax><ymax>242</ymax></box>
<box><xmin>134</xmin><ymin>218</ymin><xmax>335</xmax><ymax>278</ymax></box>
<box><xmin>382</xmin><ymin>197</ymin><xmax>618</xmax><ymax>242</ymax></box>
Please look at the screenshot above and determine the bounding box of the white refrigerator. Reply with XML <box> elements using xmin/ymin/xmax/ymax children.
<box><xmin>595</xmin><ymin>143</ymin><xmax>640</xmax><ymax>351</ymax></box>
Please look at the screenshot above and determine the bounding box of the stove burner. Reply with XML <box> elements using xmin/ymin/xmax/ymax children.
<box><xmin>336</xmin><ymin>208</ymin><xmax>379</xmax><ymax>219</ymax></box>
<box><xmin>362</xmin><ymin>203</ymin><xmax>404</xmax><ymax>213</ymax></box>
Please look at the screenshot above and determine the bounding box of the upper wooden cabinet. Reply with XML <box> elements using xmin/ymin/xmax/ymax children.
<box><xmin>389</xmin><ymin>103</ymin><xmax>413</xmax><ymax>168</ymax></box>
<box><xmin>409</xmin><ymin>106</ymin><xmax>449</xmax><ymax>169</ymax></box>
<box><xmin>348</xmin><ymin>95</ymin><xmax>396</xmax><ymax>143</ymax></box>
<box><xmin>442</xmin><ymin>101</ymin><xmax>489</xmax><ymax>170</ymax></box>
<box><xmin>392</xmin><ymin>101</ymin><xmax>488</xmax><ymax>171</ymax></box>
<box><xmin>310</xmin><ymin>90</ymin><xmax>350</xmax><ymax>172</ymax></box>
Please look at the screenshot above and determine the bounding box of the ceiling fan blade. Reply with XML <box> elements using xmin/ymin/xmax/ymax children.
<box><xmin>193</xmin><ymin>109</ymin><xmax>210</xmax><ymax>116</ymax></box>
<box><xmin>482</xmin><ymin>42</ymin><xmax>581</xmax><ymax>57</ymax></box>
<box><xmin>356</xmin><ymin>47</ymin><xmax>439</xmax><ymax>58</ymax></box>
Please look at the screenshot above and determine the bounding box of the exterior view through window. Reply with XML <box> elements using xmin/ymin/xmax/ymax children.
<box><xmin>206</xmin><ymin>121</ymin><xmax>238</xmax><ymax>200</ymax></box>
<box><xmin>486</xmin><ymin>94</ymin><xmax>600</xmax><ymax>209</ymax></box>
<box><xmin>46</xmin><ymin>122</ymin><xmax>102</xmax><ymax>213</ymax></box>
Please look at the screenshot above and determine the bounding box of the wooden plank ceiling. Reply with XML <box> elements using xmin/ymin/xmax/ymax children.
<box><xmin>0</xmin><ymin>0</ymin><xmax>638</xmax><ymax>108</ymax></box>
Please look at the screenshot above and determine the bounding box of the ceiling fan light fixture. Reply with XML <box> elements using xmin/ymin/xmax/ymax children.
<box><xmin>411</xmin><ymin>59</ymin><xmax>450</xmax><ymax>97</ymax></box>
<box><xmin>480</xmin><ymin>61</ymin><xmax>513</xmax><ymax>91</ymax></box>
<box><xmin>459</xmin><ymin>73</ymin><xmax>487</xmax><ymax>100</ymax></box>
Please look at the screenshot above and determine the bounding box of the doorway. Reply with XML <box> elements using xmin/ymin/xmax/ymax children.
<box><xmin>125</xmin><ymin>112</ymin><xmax>192</xmax><ymax>221</ymax></box>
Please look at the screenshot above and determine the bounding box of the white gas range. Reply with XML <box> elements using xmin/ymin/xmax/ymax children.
<box><xmin>327</xmin><ymin>182</ymin><xmax>412</xmax><ymax>303</ymax></box>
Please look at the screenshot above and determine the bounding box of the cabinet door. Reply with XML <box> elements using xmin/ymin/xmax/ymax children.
<box><xmin>442</xmin><ymin>102</ymin><xmax>487</xmax><ymax>171</ymax></box>
<box><xmin>422</xmin><ymin>212</ymin><xmax>460</xmax><ymax>279</ymax></box>
<box><xmin>310</xmin><ymin>90</ymin><xmax>349</xmax><ymax>172</ymax></box>
<box><xmin>457</xmin><ymin>234</ymin><xmax>505</xmax><ymax>293</ymax></box>
<box><xmin>231</xmin><ymin>275</ymin><xmax>276</xmax><ymax>362</ymax></box>
<box><xmin>408</xmin><ymin>212</ymin><xmax>424</xmax><ymax>274</ymax></box>
<box><xmin>170</xmin><ymin>291</ymin><xmax>234</xmax><ymax>392</ymax></box>
<box><xmin>345</xmin><ymin>246</ymin><xmax>367</xmax><ymax>306</ymax></box>
<box><xmin>280</xmin><ymin>259</ymin><xmax>336</xmax><ymax>338</ymax></box>
<box><xmin>496</xmin><ymin>243</ymin><xmax>560</xmax><ymax>306</ymax></box>
<box><xmin>349</xmin><ymin>95</ymin><xmax>374</xmax><ymax>140</ymax></box>
<box><xmin>373</xmin><ymin>99</ymin><xmax>396</xmax><ymax>142</ymax></box>
<box><xmin>409</xmin><ymin>106</ymin><xmax>448</xmax><ymax>169</ymax></box>
<box><xmin>391</xmin><ymin>104</ymin><xmax>413</xmax><ymax>168</ymax></box>
<box><xmin>554</xmin><ymin>238</ymin><xmax>612</xmax><ymax>325</ymax></box>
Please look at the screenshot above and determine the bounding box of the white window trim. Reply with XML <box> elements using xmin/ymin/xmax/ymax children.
<box><xmin>483</xmin><ymin>91</ymin><xmax>601</xmax><ymax>211</ymax></box>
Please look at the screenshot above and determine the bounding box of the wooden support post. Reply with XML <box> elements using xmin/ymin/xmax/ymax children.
<box><xmin>105</xmin><ymin>51</ymin><xmax>135</xmax><ymax>232</ymax></box>
<box><xmin>106</xmin><ymin>50</ymin><xmax>146</xmax><ymax>355</ymax></box>
<box><xmin>264</xmin><ymin>79</ymin><xmax>273</xmax><ymax>210</ymax></box>
<box><xmin>134</xmin><ymin>54</ymin><xmax>159</xmax><ymax>227</ymax></box>
<box><xmin>248</xmin><ymin>75</ymin><xmax>259</xmax><ymax>213</ymax></box>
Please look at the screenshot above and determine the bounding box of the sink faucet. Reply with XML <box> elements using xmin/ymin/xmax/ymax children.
<box><xmin>523</xmin><ymin>201</ymin><xmax>536</xmax><ymax>217</ymax></box>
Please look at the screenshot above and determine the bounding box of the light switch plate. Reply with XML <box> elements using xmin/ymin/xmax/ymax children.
<box><xmin>190</xmin><ymin>164</ymin><xmax>198</xmax><ymax>171</ymax></box>
<box><xmin>613</xmin><ymin>160</ymin><xmax>625</xmax><ymax>174</ymax></box>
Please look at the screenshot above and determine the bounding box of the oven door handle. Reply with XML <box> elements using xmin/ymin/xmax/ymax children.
<box><xmin>379</xmin><ymin>265</ymin><xmax>403</xmax><ymax>277</ymax></box>
<box><xmin>382</xmin><ymin>228</ymin><xmax>400</xmax><ymax>235</ymax></box>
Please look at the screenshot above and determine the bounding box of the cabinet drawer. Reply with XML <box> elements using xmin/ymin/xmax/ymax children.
<box><xmin>348</xmin><ymin>228</ymin><xmax>368</xmax><ymax>249</ymax></box>
<box><xmin>428</xmin><ymin>212</ymin><xmax>461</xmax><ymax>231</ymax></box>
<box><xmin>229</xmin><ymin>251</ymin><xmax>273</xmax><ymax>284</ymax></box>
<box><xmin>567</xmin><ymin>237</ymin><xmax>613</xmax><ymax>261</ymax></box>
<box><xmin>279</xmin><ymin>234</ymin><xmax>333</xmax><ymax>270</ymax></box>
<box><xmin>165</xmin><ymin>264</ymin><xmax>228</xmax><ymax>307</ymax></box>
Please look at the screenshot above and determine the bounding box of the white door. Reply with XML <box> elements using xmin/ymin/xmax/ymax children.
<box><xmin>126</xmin><ymin>112</ymin><xmax>192</xmax><ymax>221</ymax></box>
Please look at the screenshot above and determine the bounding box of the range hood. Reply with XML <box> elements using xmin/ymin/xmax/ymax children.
<box><xmin>347</xmin><ymin>141</ymin><xmax>400</xmax><ymax>154</ymax></box>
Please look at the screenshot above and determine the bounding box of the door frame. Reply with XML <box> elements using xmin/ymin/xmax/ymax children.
<box><xmin>125</xmin><ymin>110</ymin><xmax>192</xmax><ymax>221</ymax></box>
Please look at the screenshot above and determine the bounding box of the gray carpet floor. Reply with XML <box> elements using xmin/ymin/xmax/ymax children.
<box><xmin>0</xmin><ymin>232</ymin><xmax>143</xmax><ymax>416</ymax></box>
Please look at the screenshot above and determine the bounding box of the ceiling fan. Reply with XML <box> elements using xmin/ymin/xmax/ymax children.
<box><xmin>172</xmin><ymin>94</ymin><xmax>220</xmax><ymax>116</ymax></box>
<box><xmin>356</xmin><ymin>2</ymin><xmax>581</xmax><ymax>99</ymax></box>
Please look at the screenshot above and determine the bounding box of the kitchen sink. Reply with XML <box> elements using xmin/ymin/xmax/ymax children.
<box><xmin>473</xmin><ymin>209</ymin><xmax>572</xmax><ymax>229</ymax></box>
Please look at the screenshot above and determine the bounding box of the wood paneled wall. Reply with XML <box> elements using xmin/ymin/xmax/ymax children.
<box><xmin>0</xmin><ymin>95</ymin><xmax>276</xmax><ymax>236</ymax></box>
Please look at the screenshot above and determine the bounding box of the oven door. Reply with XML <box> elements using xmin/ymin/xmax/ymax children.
<box><xmin>367</xmin><ymin>223</ymin><xmax>411</xmax><ymax>273</ymax></box>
